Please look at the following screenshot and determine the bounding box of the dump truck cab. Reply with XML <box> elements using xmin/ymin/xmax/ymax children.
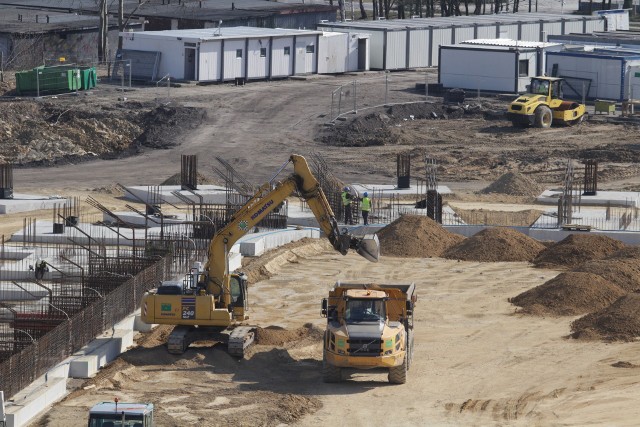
<box><xmin>321</xmin><ymin>282</ymin><xmax>416</xmax><ymax>384</ymax></box>
<box><xmin>87</xmin><ymin>401</ymin><xmax>154</xmax><ymax>427</ymax></box>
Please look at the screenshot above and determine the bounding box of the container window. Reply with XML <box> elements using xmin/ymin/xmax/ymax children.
<box><xmin>306</xmin><ymin>45</ymin><xmax>315</xmax><ymax>54</ymax></box>
<box><xmin>236</xmin><ymin>49</ymin><xmax>242</xmax><ymax>59</ymax></box>
<box><xmin>518</xmin><ymin>59</ymin><xmax>529</xmax><ymax>77</ymax></box>
<box><xmin>260</xmin><ymin>48</ymin><xmax>267</xmax><ymax>57</ymax></box>
<box><xmin>284</xmin><ymin>47</ymin><xmax>290</xmax><ymax>55</ymax></box>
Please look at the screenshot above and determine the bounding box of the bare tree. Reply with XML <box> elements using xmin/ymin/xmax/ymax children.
<box><xmin>359</xmin><ymin>0</ymin><xmax>368</xmax><ymax>19</ymax></box>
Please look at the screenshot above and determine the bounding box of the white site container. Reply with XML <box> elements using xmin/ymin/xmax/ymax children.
<box><xmin>121</xmin><ymin>27</ymin><xmax>326</xmax><ymax>82</ymax></box>
<box><xmin>318</xmin><ymin>12</ymin><xmax>609</xmax><ymax>70</ymax></box>
<box><xmin>439</xmin><ymin>39</ymin><xmax>563</xmax><ymax>93</ymax></box>
<box><xmin>546</xmin><ymin>49</ymin><xmax>640</xmax><ymax>101</ymax></box>
<box><xmin>317</xmin><ymin>32</ymin><xmax>370</xmax><ymax>73</ymax></box>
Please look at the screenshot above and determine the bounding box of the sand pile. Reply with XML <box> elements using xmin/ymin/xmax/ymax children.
<box><xmin>573</xmin><ymin>259</ymin><xmax>640</xmax><ymax>293</ymax></box>
<box><xmin>376</xmin><ymin>215</ymin><xmax>465</xmax><ymax>257</ymax></box>
<box><xmin>480</xmin><ymin>172</ymin><xmax>544</xmax><ymax>197</ymax></box>
<box><xmin>255</xmin><ymin>323</ymin><xmax>323</xmax><ymax>346</ymax></box>
<box><xmin>443</xmin><ymin>227</ymin><xmax>545</xmax><ymax>262</ymax></box>
<box><xmin>533</xmin><ymin>234</ymin><xmax>627</xmax><ymax>269</ymax></box>
<box><xmin>509</xmin><ymin>272</ymin><xmax>626</xmax><ymax>316</ymax></box>
<box><xmin>571</xmin><ymin>293</ymin><xmax>640</xmax><ymax>341</ymax></box>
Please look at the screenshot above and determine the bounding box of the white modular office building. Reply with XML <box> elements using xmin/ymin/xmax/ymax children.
<box><xmin>120</xmin><ymin>27</ymin><xmax>369</xmax><ymax>82</ymax></box>
<box><xmin>439</xmin><ymin>39</ymin><xmax>563</xmax><ymax>93</ymax></box>
<box><xmin>318</xmin><ymin>12</ymin><xmax>611</xmax><ymax>70</ymax></box>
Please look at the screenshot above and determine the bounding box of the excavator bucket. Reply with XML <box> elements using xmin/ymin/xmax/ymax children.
<box><xmin>357</xmin><ymin>234</ymin><xmax>380</xmax><ymax>263</ymax></box>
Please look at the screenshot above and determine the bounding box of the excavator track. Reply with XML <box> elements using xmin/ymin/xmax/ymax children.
<box><xmin>227</xmin><ymin>326</ymin><xmax>256</xmax><ymax>358</ymax></box>
<box><xmin>167</xmin><ymin>325</ymin><xmax>193</xmax><ymax>354</ymax></box>
<box><xmin>166</xmin><ymin>325</ymin><xmax>256</xmax><ymax>357</ymax></box>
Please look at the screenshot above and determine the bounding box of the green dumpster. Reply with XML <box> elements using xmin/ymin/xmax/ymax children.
<box><xmin>15</xmin><ymin>65</ymin><xmax>81</xmax><ymax>95</ymax></box>
<box><xmin>80</xmin><ymin>67</ymin><xmax>97</xmax><ymax>90</ymax></box>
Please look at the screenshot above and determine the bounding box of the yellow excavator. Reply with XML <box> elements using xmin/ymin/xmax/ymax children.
<box><xmin>507</xmin><ymin>76</ymin><xmax>586</xmax><ymax>128</ymax></box>
<box><xmin>141</xmin><ymin>154</ymin><xmax>380</xmax><ymax>357</ymax></box>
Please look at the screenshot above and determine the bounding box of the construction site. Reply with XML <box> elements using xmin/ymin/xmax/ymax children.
<box><xmin>2</xmin><ymin>62</ymin><xmax>640</xmax><ymax>427</ymax></box>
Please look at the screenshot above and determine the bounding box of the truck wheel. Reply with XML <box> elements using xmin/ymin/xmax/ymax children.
<box><xmin>322</xmin><ymin>349</ymin><xmax>342</xmax><ymax>383</ymax></box>
<box><xmin>406</xmin><ymin>330</ymin><xmax>414</xmax><ymax>371</ymax></box>
<box><xmin>388</xmin><ymin>351</ymin><xmax>408</xmax><ymax>384</ymax></box>
<box><xmin>534</xmin><ymin>106</ymin><xmax>552</xmax><ymax>128</ymax></box>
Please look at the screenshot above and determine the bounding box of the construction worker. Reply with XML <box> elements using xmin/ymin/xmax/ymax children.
<box><xmin>361</xmin><ymin>191</ymin><xmax>371</xmax><ymax>225</ymax></box>
<box><xmin>341</xmin><ymin>186</ymin><xmax>353</xmax><ymax>225</ymax></box>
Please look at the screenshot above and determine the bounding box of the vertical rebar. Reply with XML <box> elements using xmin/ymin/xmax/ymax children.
<box><xmin>338</xmin><ymin>87</ymin><xmax>342</xmax><ymax>117</ymax></box>
<box><xmin>353</xmin><ymin>80</ymin><xmax>357</xmax><ymax>114</ymax></box>
<box><xmin>385</xmin><ymin>74</ymin><xmax>388</xmax><ymax>106</ymax></box>
<box><xmin>425</xmin><ymin>72</ymin><xmax>428</xmax><ymax>100</ymax></box>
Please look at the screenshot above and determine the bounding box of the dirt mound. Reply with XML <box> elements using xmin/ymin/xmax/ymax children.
<box><xmin>320</xmin><ymin>102</ymin><xmax>486</xmax><ymax>147</ymax></box>
<box><xmin>0</xmin><ymin>101</ymin><xmax>206</xmax><ymax>165</ymax></box>
<box><xmin>376</xmin><ymin>215</ymin><xmax>464</xmax><ymax>258</ymax></box>
<box><xmin>321</xmin><ymin>112</ymin><xmax>398</xmax><ymax>147</ymax></box>
<box><xmin>573</xmin><ymin>259</ymin><xmax>640</xmax><ymax>293</ymax></box>
<box><xmin>533</xmin><ymin>234</ymin><xmax>627</xmax><ymax>269</ymax></box>
<box><xmin>137</xmin><ymin>105</ymin><xmax>206</xmax><ymax>149</ymax></box>
<box><xmin>607</xmin><ymin>246</ymin><xmax>640</xmax><ymax>260</ymax></box>
<box><xmin>444</xmin><ymin>227</ymin><xmax>545</xmax><ymax>262</ymax></box>
<box><xmin>255</xmin><ymin>323</ymin><xmax>323</xmax><ymax>346</ymax></box>
<box><xmin>161</xmin><ymin>171</ymin><xmax>219</xmax><ymax>186</ymax></box>
<box><xmin>480</xmin><ymin>171</ymin><xmax>544</xmax><ymax>197</ymax></box>
<box><xmin>509</xmin><ymin>272</ymin><xmax>626</xmax><ymax>316</ymax></box>
<box><xmin>571</xmin><ymin>293</ymin><xmax>640</xmax><ymax>341</ymax></box>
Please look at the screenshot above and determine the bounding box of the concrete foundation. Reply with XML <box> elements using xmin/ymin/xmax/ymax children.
<box><xmin>0</xmin><ymin>194</ymin><xmax>68</xmax><ymax>215</ymax></box>
<box><xmin>123</xmin><ymin>185</ymin><xmax>228</xmax><ymax>205</ymax></box>
<box><xmin>536</xmin><ymin>190</ymin><xmax>640</xmax><ymax>207</ymax></box>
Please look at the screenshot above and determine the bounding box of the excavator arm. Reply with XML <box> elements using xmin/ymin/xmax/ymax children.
<box><xmin>206</xmin><ymin>154</ymin><xmax>379</xmax><ymax>309</ymax></box>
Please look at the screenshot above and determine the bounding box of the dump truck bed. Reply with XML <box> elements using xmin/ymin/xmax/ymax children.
<box><xmin>333</xmin><ymin>282</ymin><xmax>415</xmax><ymax>301</ymax></box>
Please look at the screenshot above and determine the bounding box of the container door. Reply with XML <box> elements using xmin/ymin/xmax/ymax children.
<box><xmin>184</xmin><ymin>47</ymin><xmax>196</xmax><ymax>80</ymax></box>
<box><xmin>358</xmin><ymin>39</ymin><xmax>367</xmax><ymax>71</ymax></box>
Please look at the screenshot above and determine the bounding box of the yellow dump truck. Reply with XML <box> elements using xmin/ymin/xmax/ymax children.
<box><xmin>321</xmin><ymin>282</ymin><xmax>416</xmax><ymax>384</ymax></box>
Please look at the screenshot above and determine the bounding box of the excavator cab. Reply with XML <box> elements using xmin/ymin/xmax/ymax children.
<box><xmin>229</xmin><ymin>273</ymin><xmax>249</xmax><ymax>319</ymax></box>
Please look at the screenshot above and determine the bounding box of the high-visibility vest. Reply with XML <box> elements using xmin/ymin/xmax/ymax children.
<box><xmin>341</xmin><ymin>191</ymin><xmax>351</xmax><ymax>206</ymax></box>
<box><xmin>361</xmin><ymin>197</ymin><xmax>371</xmax><ymax>211</ymax></box>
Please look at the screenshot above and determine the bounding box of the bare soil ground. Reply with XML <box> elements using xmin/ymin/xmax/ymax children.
<box><xmin>31</xmin><ymin>246</ymin><xmax>640</xmax><ymax>427</ymax></box>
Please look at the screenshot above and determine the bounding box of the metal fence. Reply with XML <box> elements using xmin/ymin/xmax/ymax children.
<box><xmin>0</xmin><ymin>255</ymin><xmax>170</xmax><ymax>400</ymax></box>
<box><xmin>327</xmin><ymin>72</ymin><xmax>478</xmax><ymax>123</ymax></box>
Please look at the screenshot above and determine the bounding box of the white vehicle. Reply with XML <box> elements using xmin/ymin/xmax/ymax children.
<box><xmin>87</xmin><ymin>400</ymin><xmax>154</xmax><ymax>427</ymax></box>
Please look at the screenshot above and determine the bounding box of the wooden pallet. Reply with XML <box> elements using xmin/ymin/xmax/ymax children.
<box><xmin>561</xmin><ymin>224</ymin><xmax>592</xmax><ymax>231</ymax></box>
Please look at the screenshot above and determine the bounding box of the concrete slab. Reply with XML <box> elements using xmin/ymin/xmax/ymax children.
<box><xmin>4</xmin><ymin>377</ymin><xmax>67</xmax><ymax>427</ymax></box>
<box><xmin>531</xmin><ymin>206</ymin><xmax>640</xmax><ymax>231</ymax></box>
<box><xmin>349</xmin><ymin>183</ymin><xmax>452</xmax><ymax>196</ymax></box>
<box><xmin>233</xmin><ymin>226</ymin><xmax>320</xmax><ymax>257</ymax></box>
<box><xmin>0</xmin><ymin>194</ymin><xmax>68</xmax><ymax>215</ymax></box>
<box><xmin>123</xmin><ymin>185</ymin><xmax>228</xmax><ymax>205</ymax></box>
<box><xmin>536</xmin><ymin>189</ymin><xmax>640</xmax><ymax>207</ymax></box>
